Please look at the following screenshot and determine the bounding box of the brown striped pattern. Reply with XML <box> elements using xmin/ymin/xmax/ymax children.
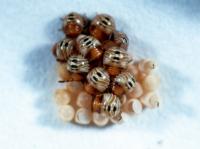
<box><xmin>56</xmin><ymin>38</ymin><xmax>74</xmax><ymax>61</ymax></box>
<box><xmin>103</xmin><ymin>47</ymin><xmax>131</xmax><ymax>69</ymax></box>
<box><xmin>87</xmin><ymin>67</ymin><xmax>110</xmax><ymax>92</ymax></box>
<box><xmin>67</xmin><ymin>55</ymin><xmax>89</xmax><ymax>73</ymax></box>
<box><xmin>101</xmin><ymin>93</ymin><xmax>121</xmax><ymax>117</ymax></box>
<box><xmin>76</xmin><ymin>34</ymin><xmax>101</xmax><ymax>56</ymax></box>
<box><xmin>114</xmin><ymin>72</ymin><xmax>136</xmax><ymax>92</ymax></box>
<box><xmin>63</xmin><ymin>12</ymin><xmax>84</xmax><ymax>27</ymax></box>
<box><xmin>91</xmin><ymin>14</ymin><xmax>115</xmax><ymax>34</ymax></box>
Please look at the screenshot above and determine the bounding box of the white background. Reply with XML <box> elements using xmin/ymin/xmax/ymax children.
<box><xmin>0</xmin><ymin>0</ymin><xmax>200</xmax><ymax>149</ymax></box>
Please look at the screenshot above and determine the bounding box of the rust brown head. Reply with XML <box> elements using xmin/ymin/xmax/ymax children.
<box><xmin>63</xmin><ymin>12</ymin><xmax>84</xmax><ymax>37</ymax></box>
<box><xmin>112</xmin><ymin>72</ymin><xmax>136</xmax><ymax>95</ymax></box>
<box><xmin>52</xmin><ymin>38</ymin><xmax>75</xmax><ymax>62</ymax></box>
<box><xmin>76</xmin><ymin>34</ymin><xmax>103</xmax><ymax>61</ymax></box>
<box><xmin>113</xmin><ymin>31</ymin><xmax>129</xmax><ymax>50</ymax></box>
<box><xmin>89</xmin><ymin>14</ymin><xmax>115</xmax><ymax>41</ymax></box>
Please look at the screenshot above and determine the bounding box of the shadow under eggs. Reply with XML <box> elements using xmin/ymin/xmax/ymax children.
<box><xmin>23</xmin><ymin>44</ymin><xmax>63</xmax><ymax>128</ymax></box>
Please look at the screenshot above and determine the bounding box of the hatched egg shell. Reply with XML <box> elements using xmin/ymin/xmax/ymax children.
<box><xmin>121</xmin><ymin>94</ymin><xmax>127</xmax><ymax>105</ymax></box>
<box><xmin>140</xmin><ymin>92</ymin><xmax>160</xmax><ymax>108</ymax></box>
<box><xmin>137</xmin><ymin>72</ymin><xmax>147</xmax><ymax>82</ymax></box>
<box><xmin>127</xmin><ymin>82</ymin><xmax>143</xmax><ymax>99</ymax></box>
<box><xmin>121</xmin><ymin>112</ymin><xmax>131</xmax><ymax>122</ymax></box>
<box><xmin>93</xmin><ymin>112</ymin><xmax>109</xmax><ymax>127</ymax></box>
<box><xmin>57</xmin><ymin>63</ymin><xmax>71</xmax><ymax>81</ymax></box>
<box><xmin>54</xmin><ymin>89</ymin><xmax>71</xmax><ymax>105</ymax></box>
<box><xmin>138</xmin><ymin>59</ymin><xmax>156</xmax><ymax>75</ymax></box>
<box><xmin>76</xmin><ymin>91</ymin><xmax>93</xmax><ymax>108</ymax></box>
<box><xmin>130</xmin><ymin>99</ymin><xmax>143</xmax><ymax>114</ymax></box>
<box><xmin>58</xmin><ymin>105</ymin><xmax>75</xmax><ymax>122</ymax></box>
<box><xmin>110</xmin><ymin>112</ymin><xmax>131</xmax><ymax>124</ymax></box>
<box><xmin>75</xmin><ymin>108</ymin><xmax>92</xmax><ymax>125</ymax></box>
<box><xmin>127</xmin><ymin>63</ymin><xmax>139</xmax><ymax>76</ymax></box>
<box><xmin>110</xmin><ymin>114</ymin><xmax>123</xmax><ymax>124</ymax></box>
<box><xmin>66</xmin><ymin>81</ymin><xmax>83</xmax><ymax>93</ymax></box>
<box><xmin>123</xmin><ymin>98</ymin><xmax>142</xmax><ymax>114</ymax></box>
<box><xmin>142</xmin><ymin>74</ymin><xmax>160</xmax><ymax>92</ymax></box>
